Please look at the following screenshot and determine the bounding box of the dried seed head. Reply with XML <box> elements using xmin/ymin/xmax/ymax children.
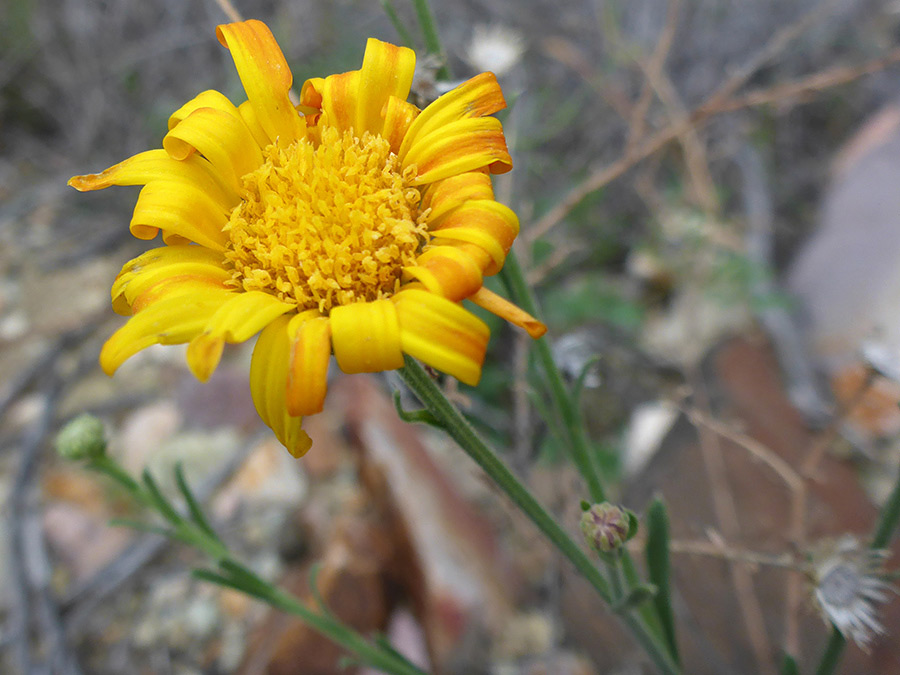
<box><xmin>809</xmin><ymin>535</ymin><xmax>896</xmax><ymax>649</ymax></box>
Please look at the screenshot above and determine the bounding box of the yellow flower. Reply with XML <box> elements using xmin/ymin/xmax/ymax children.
<box><xmin>69</xmin><ymin>20</ymin><xmax>545</xmax><ymax>457</ymax></box>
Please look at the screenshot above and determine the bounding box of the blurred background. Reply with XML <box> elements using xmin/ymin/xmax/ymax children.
<box><xmin>3</xmin><ymin>0</ymin><xmax>900</xmax><ymax>673</ymax></box>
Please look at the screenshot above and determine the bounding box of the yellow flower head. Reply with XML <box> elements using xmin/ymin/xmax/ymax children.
<box><xmin>70</xmin><ymin>20</ymin><xmax>544</xmax><ymax>457</ymax></box>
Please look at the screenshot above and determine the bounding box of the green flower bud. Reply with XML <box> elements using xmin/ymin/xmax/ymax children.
<box><xmin>580</xmin><ymin>502</ymin><xmax>632</xmax><ymax>553</ymax></box>
<box><xmin>56</xmin><ymin>414</ymin><xmax>107</xmax><ymax>461</ymax></box>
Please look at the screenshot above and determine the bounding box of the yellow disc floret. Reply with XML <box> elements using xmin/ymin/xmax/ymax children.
<box><xmin>224</xmin><ymin>125</ymin><xmax>428</xmax><ymax>313</ymax></box>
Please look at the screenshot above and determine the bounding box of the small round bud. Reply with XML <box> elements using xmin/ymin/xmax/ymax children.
<box><xmin>56</xmin><ymin>414</ymin><xmax>107</xmax><ymax>461</ymax></box>
<box><xmin>581</xmin><ymin>502</ymin><xmax>631</xmax><ymax>553</ymax></box>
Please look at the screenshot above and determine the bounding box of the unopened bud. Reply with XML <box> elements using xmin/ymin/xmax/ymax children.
<box><xmin>56</xmin><ymin>414</ymin><xmax>107</xmax><ymax>461</ymax></box>
<box><xmin>580</xmin><ymin>502</ymin><xmax>632</xmax><ymax>553</ymax></box>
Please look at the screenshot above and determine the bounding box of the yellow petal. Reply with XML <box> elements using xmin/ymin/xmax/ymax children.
<box><xmin>382</xmin><ymin>95</ymin><xmax>420</xmax><ymax>155</ymax></box>
<box><xmin>250</xmin><ymin>316</ymin><xmax>313</xmax><ymax>457</ymax></box>
<box><xmin>430</xmin><ymin>200</ymin><xmax>519</xmax><ymax>275</ymax></box>
<box><xmin>238</xmin><ymin>100</ymin><xmax>271</xmax><ymax>148</ymax></box>
<box><xmin>111</xmin><ymin>245</ymin><xmax>230</xmax><ymax>315</ymax></box>
<box><xmin>356</xmin><ymin>38</ymin><xmax>416</xmax><ymax>135</ymax></box>
<box><xmin>186</xmin><ymin>291</ymin><xmax>295</xmax><ymax>381</ymax></box>
<box><xmin>469</xmin><ymin>287</ymin><xmax>547</xmax><ymax>338</ymax></box>
<box><xmin>405</xmin><ymin>245</ymin><xmax>483</xmax><ymax>301</ymax></box>
<box><xmin>421</xmin><ymin>169</ymin><xmax>494</xmax><ymax>226</ymax></box>
<box><xmin>164</xmin><ymin>107</ymin><xmax>263</xmax><ymax>192</ymax></box>
<box><xmin>320</xmin><ymin>69</ymin><xmax>361</xmax><ymax>132</ymax></box>
<box><xmin>68</xmin><ymin>149</ymin><xmax>237</xmax><ymax>208</ymax></box>
<box><xmin>216</xmin><ymin>20</ymin><xmax>305</xmax><ymax>145</ymax></box>
<box><xmin>286</xmin><ymin>313</ymin><xmax>331</xmax><ymax>416</ymax></box>
<box><xmin>131</xmin><ymin>180</ymin><xmax>229</xmax><ymax>250</ymax></box>
<box><xmin>329</xmin><ymin>299</ymin><xmax>404</xmax><ymax>373</ymax></box>
<box><xmin>100</xmin><ymin>287</ymin><xmax>234</xmax><ymax>375</ymax></box>
<box><xmin>299</xmin><ymin>77</ymin><xmax>324</xmax><ymax>110</ymax></box>
<box><xmin>399</xmin><ymin>72</ymin><xmax>507</xmax><ymax>159</ymax></box>
<box><xmin>393</xmin><ymin>288</ymin><xmax>489</xmax><ymax>386</ymax></box>
<box><xmin>168</xmin><ymin>89</ymin><xmax>241</xmax><ymax>130</ymax></box>
<box><xmin>402</xmin><ymin>116</ymin><xmax>512</xmax><ymax>185</ymax></box>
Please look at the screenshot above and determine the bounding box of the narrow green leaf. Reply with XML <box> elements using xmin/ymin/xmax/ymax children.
<box><xmin>379</xmin><ymin>0</ymin><xmax>415</xmax><ymax>47</ymax></box>
<box><xmin>392</xmin><ymin>390</ymin><xmax>443</xmax><ymax>428</ymax></box>
<box><xmin>108</xmin><ymin>517</ymin><xmax>171</xmax><ymax>538</ymax></box>
<box><xmin>141</xmin><ymin>468</ymin><xmax>183</xmax><ymax>526</ymax></box>
<box><xmin>646</xmin><ymin>497</ymin><xmax>680</xmax><ymax>665</ymax></box>
<box><xmin>218</xmin><ymin>559</ymin><xmax>272</xmax><ymax>596</ymax></box>
<box><xmin>571</xmin><ymin>355</ymin><xmax>602</xmax><ymax>409</ymax></box>
<box><xmin>308</xmin><ymin>562</ymin><xmax>336</xmax><ymax>618</ymax></box>
<box><xmin>620</xmin><ymin>551</ymin><xmax>667</xmax><ymax>643</ymax></box>
<box><xmin>872</xmin><ymin>466</ymin><xmax>900</xmax><ymax>549</ymax></box>
<box><xmin>411</xmin><ymin>0</ymin><xmax>448</xmax><ymax>79</ymax></box>
<box><xmin>174</xmin><ymin>463</ymin><xmax>220</xmax><ymax>542</ymax></box>
<box><xmin>613</xmin><ymin>583</ymin><xmax>658</xmax><ymax>613</ymax></box>
<box><xmin>781</xmin><ymin>653</ymin><xmax>800</xmax><ymax>675</ymax></box>
<box><xmin>625</xmin><ymin>509</ymin><xmax>640</xmax><ymax>541</ymax></box>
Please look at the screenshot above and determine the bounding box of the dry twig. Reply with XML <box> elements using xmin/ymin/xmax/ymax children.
<box><xmin>526</xmin><ymin>0</ymin><xmax>859</xmax><ymax>243</ymax></box>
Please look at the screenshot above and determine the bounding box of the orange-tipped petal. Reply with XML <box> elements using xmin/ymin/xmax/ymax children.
<box><xmin>110</xmin><ymin>246</ymin><xmax>230</xmax><ymax>315</ymax></box>
<box><xmin>399</xmin><ymin>72</ymin><xmax>507</xmax><ymax>159</ymax></box>
<box><xmin>216</xmin><ymin>20</ymin><xmax>306</xmax><ymax>145</ymax></box>
<box><xmin>469</xmin><ymin>287</ymin><xmax>547</xmax><ymax>338</ymax></box>
<box><xmin>319</xmin><ymin>69</ymin><xmax>361</xmax><ymax>132</ymax></box>
<box><xmin>421</xmin><ymin>169</ymin><xmax>494</xmax><ymax>226</ymax></box>
<box><xmin>430</xmin><ymin>200</ymin><xmax>519</xmax><ymax>275</ymax></box>
<box><xmin>356</xmin><ymin>38</ymin><xmax>416</xmax><ymax>135</ymax></box>
<box><xmin>250</xmin><ymin>316</ymin><xmax>313</xmax><ymax>458</ymax></box>
<box><xmin>402</xmin><ymin>116</ymin><xmax>512</xmax><ymax>185</ymax></box>
<box><xmin>286</xmin><ymin>313</ymin><xmax>331</xmax><ymax>416</ymax></box>
<box><xmin>393</xmin><ymin>288</ymin><xmax>489</xmax><ymax>386</ymax></box>
<box><xmin>68</xmin><ymin>149</ymin><xmax>236</xmax><ymax>207</ymax></box>
<box><xmin>405</xmin><ymin>245</ymin><xmax>484</xmax><ymax>301</ymax></box>
<box><xmin>382</xmin><ymin>95</ymin><xmax>420</xmax><ymax>155</ymax></box>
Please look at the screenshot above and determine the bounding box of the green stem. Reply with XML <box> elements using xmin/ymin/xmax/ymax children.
<box><xmin>259</xmin><ymin>584</ymin><xmax>427</xmax><ymax>675</ymax></box>
<box><xmin>398</xmin><ymin>358</ymin><xmax>681</xmax><ymax>675</ymax></box>
<box><xmin>411</xmin><ymin>0</ymin><xmax>449</xmax><ymax>79</ymax></box>
<box><xmin>499</xmin><ymin>249</ymin><xmax>606</xmax><ymax>503</ymax></box>
<box><xmin>400</xmin><ymin>357</ymin><xmax>610</xmax><ymax>602</ymax></box>
<box><xmin>872</xmin><ymin>465</ymin><xmax>900</xmax><ymax>549</ymax></box>
<box><xmin>814</xmin><ymin>630</ymin><xmax>846</xmax><ymax>675</ymax></box>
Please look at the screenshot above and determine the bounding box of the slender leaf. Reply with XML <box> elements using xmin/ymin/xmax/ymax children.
<box><xmin>411</xmin><ymin>0</ymin><xmax>448</xmax><ymax>79</ymax></box>
<box><xmin>218</xmin><ymin>559</ymin><xmax>273</xmax><ymax>597</ymax></box>
<box><xmin>872</xmin><ymin>466</ymin><xmax>900</xmax><ymax>549</ymax></box>
<box><xmin>646</xmin><ymin>497</ymin><xmax>680</xmax><ymax>665</ymax></box>
<box><xmin>392</xmin><ymin>390</ymin><xmax>442</xmax><ymax>428</ymax></box>
<box><xmin>108</xmin><ymin>517</ymin><xmax>171</xmax><ymax>538</ymax></box>
<box><xmin>141</xmin><ymin>468</ymin><xmax>183</xmax><ymax>526</ymax></box>
<box><xmin>620</xmin><ymin>550</ymin><xmax>667</xmax><ymax>643</ymax></box>
<box><xmin>174</xmin><ymin>462</ymin><xmax>220</xmax><ymax>542</ymax></box>
<box><xmin>571</xmin><ymin>355</ymin><xmax>602</xmax><ymax>410</ymax></box>
<box><xmin>613</xmin><ymin>583</ymin><xmax>658</xmax><ymax>613</ymax></box>
<box><xmin>379</xmin><ymin>0</ymin><xmax>414</xmax><ymax>47</ymax></box>
<box><xmin>781</xmin><ymin>653</ymin><xmax>800</xmax><ymax>675</ymax></box>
